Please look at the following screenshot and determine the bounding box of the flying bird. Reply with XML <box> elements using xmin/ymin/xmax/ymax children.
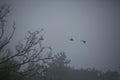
<box><xmin>81</xmin><ymin>40</ymin><xmax>86</xmax><ymax>44</ymax></box>
<box><xmin>69</xmin><ymin>37</ymin><xmax>86</xmax><ymax>44</ymax></box>
<box><xmin>69</xmin><ymin>38</ymin><xmax>74</xmax><ymax>41</ymax></box>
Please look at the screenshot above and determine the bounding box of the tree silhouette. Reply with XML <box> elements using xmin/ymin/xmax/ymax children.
<box><xmin>101</xmin><ymin>70</ymin><xmax>120</xmax><ymax>80</ymax></box>
<box><xmin>0</xmin><ymin>3</ymin><xmax>52</xmax><ymax>80</ymax></box>
<box><xmin>46</xmin><ymin>52</ymin><xmax>71</xmax><ymax>80</ymax></box>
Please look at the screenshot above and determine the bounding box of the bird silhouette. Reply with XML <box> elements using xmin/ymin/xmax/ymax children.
<box><xmin>69</xmin><ymin>38</ymin><xmax>74</xmax><ymax>41</ymax></box>
<box><xmin>81</xmin><ymin>40</ymin><xmax>86</xmax><ymax>44</ymax></box>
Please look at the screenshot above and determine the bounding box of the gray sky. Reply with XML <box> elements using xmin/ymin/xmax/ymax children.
<box><xmin>1</xmin><ymin>0</ymin><xmax>120</xmax><ymax>71</ymax></box>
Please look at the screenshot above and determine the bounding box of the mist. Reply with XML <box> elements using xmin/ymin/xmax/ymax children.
<box><xmin>0</xmin><ymin>0</ymin><xmax>120</xmax><ymax>76</ymax></box>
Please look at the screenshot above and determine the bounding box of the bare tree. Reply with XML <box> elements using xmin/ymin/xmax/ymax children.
<box><xmin>0</xmin><ymin>3</ymin><xmax>15</xmax><ymax>51</ymax></box>
<box><xmin>0</xmin><ymin>3</ymin><xmax>52</xmax><ymax>80</ymax></box>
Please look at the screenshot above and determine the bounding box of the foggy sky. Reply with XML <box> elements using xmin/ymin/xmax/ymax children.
<box><xmin>1</xmin><ymin>0</ymin><xmax>120</xmax><ymax>71</ymax></box>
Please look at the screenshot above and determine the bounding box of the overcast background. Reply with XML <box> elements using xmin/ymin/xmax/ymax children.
<box><xmin>1</xmin><ymin>0</ymin><xmax>120</xmax><ymax>71</ymax></box>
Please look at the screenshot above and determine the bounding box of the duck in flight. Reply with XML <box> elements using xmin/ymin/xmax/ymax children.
<box><xmin>69</xmin><ymin>38</ymin><xmax>86</xmax><ymax>44</ymax></box>
<box><xmin>69</xmin><ymin>38</ymin><xmax>74</xmax><ymax>41</ymax></box>
<box><xmin>81</xmin><ymin>40</ymin><xmax>86</xmax><ymax>44</ymax></box>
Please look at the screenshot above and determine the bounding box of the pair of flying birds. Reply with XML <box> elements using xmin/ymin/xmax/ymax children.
<box><xmin>40</xmin><ymin>36</ymin><xmax>86</xmax><ymax>44</ymax></box>
<box><xmin>69</xmin><ymin>38</ymin><xmax>86</xmax><ymax>44</ymax></box>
